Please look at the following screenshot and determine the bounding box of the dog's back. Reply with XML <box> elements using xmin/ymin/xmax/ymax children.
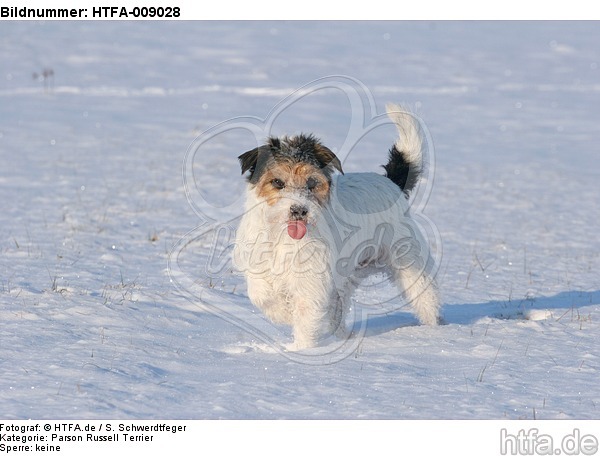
<box><xmin>331</xmin><ymin>172</ymin><xmax>406</xmax><ymax>216</ymax></box>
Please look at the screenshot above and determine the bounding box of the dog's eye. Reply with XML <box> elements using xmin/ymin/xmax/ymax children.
<box><xmin>271</xmin><ymin>178</ymin><xmax>285</xmax><ymax>190</ymax></box>
<box><xmin>306</xmin><ymin>177</ymin><xmax>319</xmax><ymax>191</ymax></box>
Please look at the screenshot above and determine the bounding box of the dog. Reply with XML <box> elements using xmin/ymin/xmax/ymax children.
<box><xmin>233</xmin><ymin>104</ymin><xmax>441</xmax><ymax>349</ymax></box>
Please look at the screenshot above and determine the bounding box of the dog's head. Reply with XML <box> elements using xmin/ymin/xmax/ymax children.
<box><xmin>238</xmin><ymin>134</ymin><xmax>343</xmax><ymax>240</ymax></box>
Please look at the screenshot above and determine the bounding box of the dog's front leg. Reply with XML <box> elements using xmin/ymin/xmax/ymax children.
<box><xmin>246</xmin><ymin>277</ymin><xmax>293</xmax><ymax>325</ymax></box>
<box><xmin>289</xmin><ymin>296</ymin><xmax>328</xmax><ymax>349</ymax></box>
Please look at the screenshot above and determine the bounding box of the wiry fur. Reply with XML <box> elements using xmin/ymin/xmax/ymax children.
<box><xmin>239</xmin><ymin>134</ymin><xmax>343</xmax><ymax>185</ymax></box>
<box><xmin>233</xmin><ymin>105</ymin><xmax>441</xmax><ymax>349</ymax></box>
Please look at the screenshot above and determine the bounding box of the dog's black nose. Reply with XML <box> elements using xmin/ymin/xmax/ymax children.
<box><xmin>290</xmin><ymin>204</ymin><xmax>308</xmax><ymax>220</ymax></box>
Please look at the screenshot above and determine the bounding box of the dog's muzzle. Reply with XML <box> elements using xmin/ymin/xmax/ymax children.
<box><xmin>288</xmin><ymin>204</ymin><xmax>308</xmax><ymax>240</ymax></box>
<box><xmin>289</xmin><ymin>204</ymin><xmax>308</xmax><ymax>221</ymax></box>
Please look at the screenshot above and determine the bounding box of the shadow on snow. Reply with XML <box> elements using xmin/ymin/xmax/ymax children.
<box><xmin>362</xmin><ymin>290</ymin><xmax>600</xmax><ymax>338</ymax></box>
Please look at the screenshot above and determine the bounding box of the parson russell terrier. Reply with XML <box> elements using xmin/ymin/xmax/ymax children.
<box><xmin>233</xmin><ymin>104</ymin><xmax>441</xmax><ymax>349</ymax></box>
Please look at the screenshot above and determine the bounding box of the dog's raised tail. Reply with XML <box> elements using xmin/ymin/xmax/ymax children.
<box><xmin>383</xmin><ymin>104</ymin><xmax>424</xmax><ymax>196</ymax></box>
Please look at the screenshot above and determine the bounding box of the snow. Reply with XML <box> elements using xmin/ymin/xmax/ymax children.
<box><xmin>1</xmin><ymin>21</ymin><xmax>599</xmax><ymax>419</ymax></box>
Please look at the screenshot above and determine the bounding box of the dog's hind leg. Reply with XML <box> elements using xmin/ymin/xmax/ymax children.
<box><xmin>327</xmin><ymin>292</ymin><xmax>348</xmax><ymax>338</ymax></box>
<box><xmin>392</xmin><ymin>257</ymin><xmax>441</xmax><ymax>326</ymax></box>
<box><xmin>327</xmin><ymin>276</ymin><xmax>360</xmax><ymax>339</ymax></box>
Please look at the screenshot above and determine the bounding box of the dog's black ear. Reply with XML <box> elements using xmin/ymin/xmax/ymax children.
<box><xmin>238</xmin><ymin>147</ymin><xmax>260</xmax><ymax>177</ymax></box>
<box><xmin>238</xmin><ymin>145</ymin><xmax>275</xmax><ymax>183</ymax></box>
<box><xmin>314</xmin><ymin>144</ymin><xmax>344</xmax><ymax>175</ymax></box>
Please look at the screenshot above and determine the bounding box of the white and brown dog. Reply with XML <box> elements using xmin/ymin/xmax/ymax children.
<box><xmin>233</xmin><ymin>105</ymin><xmax>441</xmax><ymax>349</ymax></box>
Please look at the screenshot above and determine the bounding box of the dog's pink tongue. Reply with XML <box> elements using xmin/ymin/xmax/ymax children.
<box><xmin>287</xmin><ymin>221</ymin><xmax>307</xmax><ymax>240</ymax></box>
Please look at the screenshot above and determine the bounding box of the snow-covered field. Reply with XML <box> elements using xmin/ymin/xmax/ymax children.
<box><xmin>1</xmin><ymin>21</ymin><xmax>599</xmax><ymax>419</ymax></box>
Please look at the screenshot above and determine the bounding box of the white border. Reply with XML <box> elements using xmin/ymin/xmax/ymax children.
<box><xmin>2</xmin><ymin>420</ymin><xmax>599</xmax><ymax>455</ymax></box>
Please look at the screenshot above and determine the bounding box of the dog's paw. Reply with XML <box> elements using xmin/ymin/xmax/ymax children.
<box><xmin>284</xmin><ymin>340</ymin><xmax>315</xmax><ymax>352</ymax></box>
